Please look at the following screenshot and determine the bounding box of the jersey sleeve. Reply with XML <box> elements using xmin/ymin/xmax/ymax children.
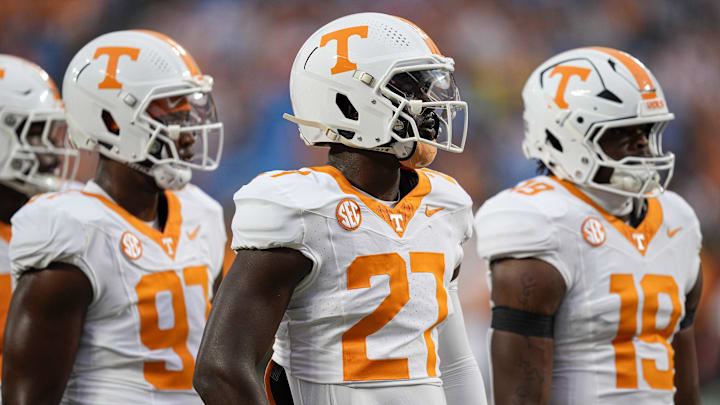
<box><xmin>231</xmin><ymin>173</ymin><xmax>319</xmax><ymax>266</ymax></box>
<box><xmin>473</xmin><ymin>191</ymin><xmax>573</xmax><ymax>290</ymax></box>
<box><xmin>10</xmin><ymin>198</ymin><xmax>100</xmax><ymax>297</ymax></box>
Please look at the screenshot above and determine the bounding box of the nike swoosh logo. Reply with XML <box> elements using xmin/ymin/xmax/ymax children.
<box><xmin>425</xmin><ymin>206</ymin><xmax>445</xmax><ymax>217</ymax></box>
<box><xmin>667</xmin><ymin>227</ymin><xmax>682</xmax><ymax>238</ymax></box>
<box><xmin>187</xmin><ymin>225</ymin><xmax>201</xmax><ymax>240</ymax></box>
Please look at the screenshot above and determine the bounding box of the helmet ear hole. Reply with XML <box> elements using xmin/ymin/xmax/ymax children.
<box><xmin>336</xmin><ymin>93</ymin><xmax>358</xmax><ymax>121</ymax></box>
<box><xmin>545</xmin><ymin>129</ymin><xmax>563</xmax><ymax>152</ymax></box>
<box><xmin>101</xmin><ymin>110</ymin><xmax>120</xmax><ymax>135</ymax></box>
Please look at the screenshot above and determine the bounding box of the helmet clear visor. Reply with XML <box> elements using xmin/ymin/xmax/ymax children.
<box><xmin>143</xmin><ymin>91</ymin><xmax>223</xmax><ymax>171</ymax></box>
<box><xmin>384</xmin><ymin>69</ymin><xmax>467</xmax><ymax>153</ymax></box>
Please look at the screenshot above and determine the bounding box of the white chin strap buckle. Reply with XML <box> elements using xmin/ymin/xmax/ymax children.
<box><xmin>408</xmin><ymin>100</ymin><xmax>423</xmax><ymax>115</ymax></box>
<box><xmin>168</xmin><ymin>125</ymin><xmax>181</xmax><ymax>141</ymax></box>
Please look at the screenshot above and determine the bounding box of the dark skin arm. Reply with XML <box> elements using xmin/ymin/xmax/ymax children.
<box><xmin>2</xmin><ymin>262</ymin><xmax>92</xmax><ymax>405</ymax></box>
<box><xmin>673</xmin><ymin>268</ymin><xmax>703</xmax><ymax>405</ymax></box>
<box><xmin>193</xmin><ymin>248</ymin><xmax>312</xmax><ymax>405</ymax></box>
<box><xmin>490</xmin><ymin>258</ymin><xmax>566</xmax><ymax>405</ymax></box>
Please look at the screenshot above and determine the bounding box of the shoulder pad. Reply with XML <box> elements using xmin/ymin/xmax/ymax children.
<box><xmin>474</xmin><ymin>188</ymin><xmax>560</xmax><ymax>261</ymax></box>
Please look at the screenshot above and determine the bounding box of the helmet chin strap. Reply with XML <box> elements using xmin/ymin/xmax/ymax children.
<box><xmin>609</xmin><ymin>168</ymin><xmax>661</xmax><ymax>196</ymax></box>
<box><xmin>2</xmin><ymin>174</ymin><xmax>63</xmax><ymax>197</ymax></box>
<box><xmin>126</xmin><ymin>161</ymin><xmax>192</xmax><ymax>190</ymax></box>
<box><xmin>395</xmin><ymin>141</ymin><xmax>437</xmax><ymax>169</ymax></box>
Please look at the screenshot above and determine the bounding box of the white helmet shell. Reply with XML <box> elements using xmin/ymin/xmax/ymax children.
<box><xmin>522</xmin><ymin>47</ymin><xmax>674</xmax><ymax>198</ymax></box>
<box><xmin>62</xmin><ymin>30</ymin><xmax>223</xmax><ymax>189</ymax></box>
<box><xmin>285</xmin><ymin>13</ymin><xmax>468</xmax><ymax>167</ymax></box>
<box><xmin>0</xmin><ymin>54</ymin><xmax>78</xmax><ymax>196</ymax></box>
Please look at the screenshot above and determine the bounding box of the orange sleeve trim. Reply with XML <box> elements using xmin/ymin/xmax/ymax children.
<box><xmin>310</xmin><ymin>165</ymin><xmax>431</xmax><ymax>237</ymax></box>
<box><xmin>549</xmin><ymin>176</ymin><xmax>663</xmax><ymax>255</ymax></box>
<box><xmin>264</xmin><ymin>360</ymin><xmax>278</xmax><ymax>405</ymax></box>
<box><xmin>0</xmin><ymin>221</ymin><xmax>11</xmax><ymax>243</ymax></box>
<box><xmin>80</xmin><ymin>190</ymin><xmax>183</xmax><ymax>260</ymax></box>
<box><xmin>134</xmin><ymin>29</ymin><xmax>202</xmax><ymax>76</ymax></box>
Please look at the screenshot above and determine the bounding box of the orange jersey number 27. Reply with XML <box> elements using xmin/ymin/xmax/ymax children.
<box><xmin>342</xmin><ymin>252</ymin><xmax>447</xmax><ymax>381</ymax></box>
<box><xmin>136</xmin><ymin>266</ymin><xmax>210</xmax><ymax>389</ymax></box>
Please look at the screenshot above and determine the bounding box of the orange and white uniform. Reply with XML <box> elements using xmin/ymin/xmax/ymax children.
<box><xmin>0</xmin><ymin>221</ymin><xmax>11</xmax><ymax>389</ymax></box>
<box><xmin>231</xmin><ymin>166</ymin><xmax>478</xmax><ymax>396</ymax></box>
<box><xmin>474</xmin><ymin>175</ymin><xmax>702</xmax><ymax>405</ymax></box>
<box><xmin>10</xmin><ymin>181</ymin><xmax>225</xmax><ymax>404</ymax></box>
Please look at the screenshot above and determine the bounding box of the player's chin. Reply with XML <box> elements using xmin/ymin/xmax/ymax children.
<box><xmin>178</xmin><ymin>150</ymin><xmax>195</xmax><ymax>162</ymax></box>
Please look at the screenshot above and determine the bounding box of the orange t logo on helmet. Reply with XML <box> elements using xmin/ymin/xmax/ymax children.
<box><xmin>320</xmin><ymin>26</ymin><xmax>368</xmax><ymax>75</ymax></box>
<box><xmin>550</xmin><ymin>65</ymin><xmax>592</xmax><ymax>109</ymax></box>
<box><xmin>94</xmin><ymin>47</ymin><xmax>140</xmax><ymax>89</ymax></box>
<box><xmin>0</xmin><ymin>69</ymin><xmax>4</xmax><ymax>79</ymax></box>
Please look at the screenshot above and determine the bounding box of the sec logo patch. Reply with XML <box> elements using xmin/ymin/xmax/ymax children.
<box><xmin>121</xmin><ymin>231</ymin><xmax>143</xmax><ymax>260</ymax></box>
<box><xmin>581</xmin><ymin>217</ymin><xmax>606</xmax><ymax>247</ymax></box>
<box><xmin>336</xmin><ymin>199</ymin><xmax>362</xmax><ymax>231</ymax></box>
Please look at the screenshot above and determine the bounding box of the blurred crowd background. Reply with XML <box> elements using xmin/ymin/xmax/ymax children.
<box><xmin>3</xmin><ymin>0</ymin><xmax>719</xmax><ymax>400</ymax></box>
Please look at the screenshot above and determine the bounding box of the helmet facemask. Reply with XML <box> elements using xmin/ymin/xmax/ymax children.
<box><xmin>129</xmin><ymin>81</ymin><xmax>223</xmax><ymax>190</ymax></box>
<box><xmin>0</xmin><ymin>108</ymin><xmax>79</xmax><ymax>196</ymax></box>
<box><xmin>584</xmin><ymin>119</ymin><xmax>675</xmax><ymax>198</ymax></box>
<box><xmin>378</xmin><ymin>61</ymin><xmax>468</xmax><ymax>168</ymax></box>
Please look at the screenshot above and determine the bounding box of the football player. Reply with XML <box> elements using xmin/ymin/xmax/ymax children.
<box><xmin>474</xmin><ymin>47</ymin><xmax>701</xmax><ymax>404</ymax></box>
<box><xmin>3</xmin><ymin>31</ymin><xmax>225</xmax><ymax>404</ymax></box>
<box><xmin>0</xmin><ymin>54</ymin><xmax>79</xmax><ymax>394</ymax></box>
<box><xmin>194</xmin><ymin>12</ymin><xmax>487</xmax><ymax>405</ymax></box>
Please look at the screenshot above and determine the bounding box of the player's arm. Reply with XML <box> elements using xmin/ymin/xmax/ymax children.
<box><xmin>490</xmin><ymin>258</ymin><xmax>566</xmax><ymax>405</ymax></box>
<box><xmin>438</xmin><ymin>267</ymin><xmax>488</xmax><ymax>405</ymax></box>
<box><xmin>673</xmin><ymin>267</ymin><xmax>702</xmax><ymax>405</ymax></box>
<box><xmin>193</xmin><ymin>248</ymin><xmax>312</xmax><ymax>405</ymax></box>
<box><xmin>2</xmin><ymin>263</ymin><xmax>92</xmax><ymax>405</ymax></box>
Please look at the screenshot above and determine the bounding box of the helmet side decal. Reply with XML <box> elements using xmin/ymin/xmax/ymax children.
<box><xmin>590</xmin><ymin>47</ymin><xmax>657</xmax><ymax>100</ymax></box>
<box><xmin>549</xmin><ymin>65</ymin><xmax>591</xmax><ymax>109</ymax></box>
<box><xmin>319</xmin><ymin>26</ymin><xmax>368</xmax><ymax>75</ymax></box>
<box><xmin>135</xmin><ymin>30</ymin><xmax>202</xmax><ymax>76</ymax></box>
<box><xmin>0</xmin><ymin>69</ymin><xmax>4</xmax><ymax>79</ymax></box>
<box><xmin>93</xmin><ymin>47</ymin><xmax>140</xmax><ymax>89</ymax></box>
<box><xmin>393</xmin><ymin>16</ymin><xmax>442</xmax><ymax>56</ymax></box>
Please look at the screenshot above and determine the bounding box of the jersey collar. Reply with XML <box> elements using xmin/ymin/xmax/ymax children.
<box><xmin>311</xmin><ymin>165</ymin><xmax>431</xmax><ymax>237</ymax></box>
<box><xmin>80</xmin><ymin>190</ymin><xmax>183</xmax><ymax>260</ymax></box>
<box><xmin>550</xmin><ymin>176</ymin><xmax>662</xmax><ymax>256</ymax></box>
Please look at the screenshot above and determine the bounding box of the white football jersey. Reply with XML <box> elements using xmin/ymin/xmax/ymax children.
<box><xmin>10</xmin><ymin>181</ymin><xmax>226</xmax><ymax>404</ymax></box>
<box><xmin>232</xmin><ymin>166</ymin><xmax>473</xmax><ymax>387</ymax></box>
<box><xmin>474</xmin><ymin>175</ymin><xmax>702</xmax><ymax>405</ymax></box>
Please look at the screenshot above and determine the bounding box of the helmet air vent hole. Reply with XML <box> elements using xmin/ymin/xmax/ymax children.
<box><xmin>608</xmin><ymin>59</ymin><xmax>617</xmax><ymax>71</ymax></box>
<box><xmin>577</xmin><ymin>116</ymin><xmax>584</xmax><ymax>124</ymax></box>
<box><xmin>597</xmin><ymin>89</ymin><xmax>622</xmax><ymax>103</ymax></box>
<box><xmin>336</xmin><ymin>93</ymin><xmax>359</xmax><ymax>121</ymax></box>
<box><xmin>545</xmin><ymin>130</ymin><xmax>563</xmax><ymax>152</ymax></box>
<box><xmin>337</xmin><ymin>129</ymin><xmax>355</xmax><ymax>140</ymax></box>
<box><xmin>102</xmin><ymin>110</ymin><xmax>120</xmax><ymax>135</ymax></box>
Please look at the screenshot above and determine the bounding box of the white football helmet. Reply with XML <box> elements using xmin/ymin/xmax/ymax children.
<box><xmin>63</xmin><ymin>30</ymin><xmax>223</xmax><ymax>190</ymax></box>
<box><xmin>284</xmin><ymin>12</ymin><xmax>468</xmax><ymax>169</ymax></box>
<box><xmin>522</xmin><ymin>47</ymin><xmax>674</xmax><ymax>198</ymax></box>
<box><xmin>0</xmin><ymin>54</ymin><xmax>78</xmax><ymax>196</ymax></box>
